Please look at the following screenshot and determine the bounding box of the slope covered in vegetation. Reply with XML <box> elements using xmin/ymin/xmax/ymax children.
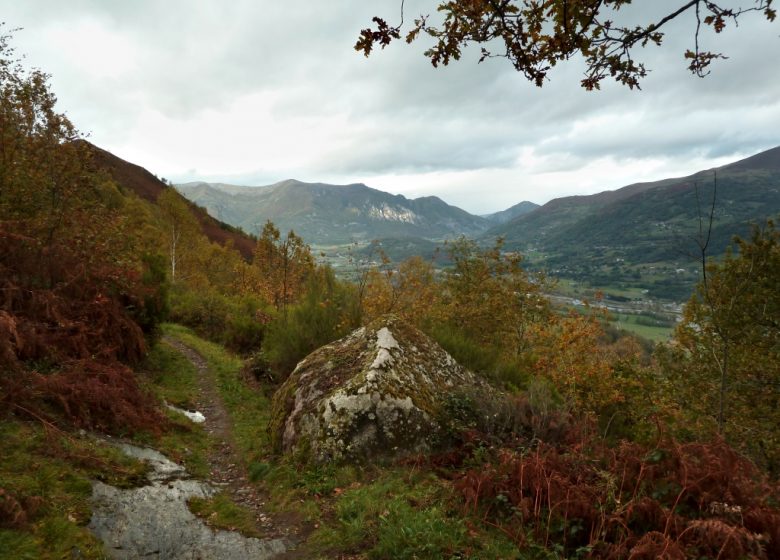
<box><xmin>487</xmin><ymin>148</ymin><xmax>780</xmax><ymax>300</ymax></box>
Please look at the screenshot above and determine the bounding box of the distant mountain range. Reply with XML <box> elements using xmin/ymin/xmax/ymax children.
<box><xmin>176</xmin><ymin>180</ymin><xmax>492</xmax><ymax>244</ymax></box>
<box><xmin>485</xmin><ymin>146</ymin><xmax>780</xmax><ymax>299</ymax></box>
<box><xmin>482</xmin><ymin>201</ymin><xmax>539</xmax><ymax>224</ymax></box>
<box><xmin>165</xmin><ymin>145</ymin><xmax>780</xmax><ymax>301</ymax></box>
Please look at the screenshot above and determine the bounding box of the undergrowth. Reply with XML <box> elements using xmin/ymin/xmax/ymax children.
<box><xmin>444</xmin><ymin>427</ymin><xmax>780</xmax><ymax>559</ymax></box>
<box><xmin>167</xmin><ymin>286</ymin><xmax>268</xmax><ymax>355</ymax></box>
<box><xmin>0</xmin><ymin>230</ymin><xmax>167</xmax><ymax>437</ymax></box>
<box><xmin>310</xmin><ymin>469</ymin><xmax>518</xmax><ymax>559</ymax></box>
<box><xmin>188</xmin><ymin>493</ymin><xmax>263</xmax><ymax>538</ymax></box>
<box><xmin>0</xmin><ymin>421</ymin><xmax>147</xmax><ymax>560</ymax></box>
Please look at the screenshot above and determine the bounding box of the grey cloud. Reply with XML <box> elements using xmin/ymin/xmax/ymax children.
<box><xmin>319</xmin><ymin>126</ymin><xmax>522</xmax><ymax>175</ymax></box>
<box><xmin>536</xmin><ymin>99</ymin><xmax>780</xmax><ymax>165</ymax></box>
<box><xmin>1</xmin><ymin>0</ymin><xmax>778</xmax><ymax>208</ymax></box>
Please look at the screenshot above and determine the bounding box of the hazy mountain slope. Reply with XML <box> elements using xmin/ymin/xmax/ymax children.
<box><xmin>485</xmin><ymin>146</ymin><xmax>780</xmax><ymax>299</ymax></box>
<box><xmin>483</xmin><ymin>201</ymin><xmax>540</xmax><ymax>224</ymax></box>
<box><xmin>555</xmin><ymin>169</ymin><xmax>779</xmax><ymax>262</ymax></box>
<box><xmin>176</xmin><ymin>179</ymin><xmax>490</xmax><ymax>244</ymax></box>
<box><xmin>486</xmin><ymin>173</ymin><xmax>704</xmax><ymax>247</ymax></box>
<box><xmin>88</xmin><ymin>145</ymin><xmax>256</xmax><ymax>259</ymax></box>
<box><xmin>489</xmin><ymin>146</ymin><xmax>780</xmax><ymax>258</ymax></box>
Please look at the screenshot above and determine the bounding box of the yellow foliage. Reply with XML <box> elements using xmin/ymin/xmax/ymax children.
<box><xmin>252</xmin><ymin>221</ymin><xmax>315</xmax><ymax>312</ymax></box>
<box><xmin>532</xmin><ymin>313</ymin><xmax>624</xmax><ymax>415</ymax></box>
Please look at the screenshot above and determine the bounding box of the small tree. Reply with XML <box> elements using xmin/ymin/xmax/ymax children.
<box><xmin>439</xmin><ymin>237</ymin><xmax>551</xmax><ymax>358</ymax></box>
<box><xmin>661</xmin><ymin>220</ymin><xmax>780</xmax><ymax>472</ymax></box>
<box><xmin>252</xmin><ymin>220</ymin><xmax>315</xmax><ymax>314</ymax></box>
<box><xmin>157</xmin><ymin>188</ymin><xmax>200</xmax><ymax>283</ymax></box>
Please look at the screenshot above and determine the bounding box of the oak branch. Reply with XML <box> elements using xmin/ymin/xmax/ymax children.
<box><xmin>355</xmin><ymin>0</ymin><xmax>776</xmax><ymax>89</ymax></box>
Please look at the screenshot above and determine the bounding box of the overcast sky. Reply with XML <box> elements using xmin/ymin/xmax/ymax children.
<box><xmin>2</xmin><ymin>1</ymin><xmax>778</xmax><ymax>214</ymax></box>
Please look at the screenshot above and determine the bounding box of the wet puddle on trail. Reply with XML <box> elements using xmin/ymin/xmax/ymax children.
<box><xmin>89</xmin><ymin>442</ymin><xmax>289</xmax><ymax>559</ymax></box>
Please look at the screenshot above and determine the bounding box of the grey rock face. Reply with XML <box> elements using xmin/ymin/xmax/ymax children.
<box><xmin>269</xmin><ymin>316</ymin><xmax>496</xmax><ymax>463</ymax></box>
<box><xmin>89</xmin><ymin>442</ymin><xmax>288</xmax><ymax>559</ymax></box>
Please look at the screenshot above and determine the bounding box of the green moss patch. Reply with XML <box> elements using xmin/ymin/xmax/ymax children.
<box><xmin>188</xmin><ymin>493</ymin><xmax>263</xmax><ymax>538</ymax></box>
<box><xmin>0</xmin><ymin>420</ymin><xmax>147</xmax><ymax>560</ymax></box>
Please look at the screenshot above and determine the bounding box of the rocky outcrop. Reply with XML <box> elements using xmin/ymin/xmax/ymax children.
<box><xmin>89</xmin><ymin>443</ymin><xmax>289</xmax><ymax>559</ymax></box>
<box><xmin>269</xmin><ymin>316</ymin><xmax>497</xmax><ymax>463</ymax></box>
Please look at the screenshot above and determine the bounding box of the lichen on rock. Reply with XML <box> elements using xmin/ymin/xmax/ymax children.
<box><xmin>269</xmin><ymin>315</ymin><xmax>497</xmax><ymax>463</ymax></box>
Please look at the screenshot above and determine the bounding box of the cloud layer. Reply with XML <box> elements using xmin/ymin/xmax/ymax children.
<box><xmin>2</xmin><ymin>0</ymin><xmax>778</xmax><ymax>213</ymax></box>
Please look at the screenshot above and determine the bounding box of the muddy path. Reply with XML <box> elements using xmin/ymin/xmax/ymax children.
<box><xmin>163</xmin><ymin>337</ymin><xmax>288</xmax><ymax>536</ymax></box>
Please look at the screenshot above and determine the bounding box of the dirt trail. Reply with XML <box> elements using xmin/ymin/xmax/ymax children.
<box><xmin>162</xmin><ymin>337</ymin><xmax>309</xmax><ymax>555</ymax></box>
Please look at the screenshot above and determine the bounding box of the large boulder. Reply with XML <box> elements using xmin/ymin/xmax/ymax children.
<box><xmin>269</xmin><ymin>316</ymin><xmax>497</xmax><ymax>463</ymax></box>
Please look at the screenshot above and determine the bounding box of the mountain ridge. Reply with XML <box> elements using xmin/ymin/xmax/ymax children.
<box><xmin>483</xmin><ymin>200</ymin><xmax>540</xmax><ymax>224</ymax></box>
<box><xmin>486</xmin><ymin>145</ymin><xmax>780</xmax><ymax>299</ymax></box>
<box><xmin>176</xmin><ymin>179</ymin><xmax>491</xmax><ymax>244</ymax></box>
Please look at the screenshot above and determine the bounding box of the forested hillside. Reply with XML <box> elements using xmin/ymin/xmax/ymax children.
<box><xmin>488</xmin><ymin>148</ymin><xmax>780</xmax><ymax>299</ymax></box>
<box><xmin>88</xmin><ymin>144</ymin><xmax>257</xmax><ymax>259</ymax></box>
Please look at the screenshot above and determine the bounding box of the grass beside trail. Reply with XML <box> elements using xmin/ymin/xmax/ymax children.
<box><xmin>161</xmin><ymin>323</ymin><xmax>270</xmax><ymax>471</ymax></box>
<box><xmin>188</xmin><ymin>492</ymin><xmax>264</xmax><ymax>538</ymax></box>
<box><xmin>309</xmin><ymin>469</ymin><xmax>519</xmax><ymax>560</ymax></box>
<box><xmin>160</xmin><ymin>324</ymin><xmax>325</xmax><ymax>520</ymax></box>
<box><xmin>0</xmin><ymin>421</ymin><xmax>147</xmax><ymax>560</ymax></box>
<box><xmin>135</xmin><ymin>340</ymin><xmax>211</xmax><ymax>478</ymax></box>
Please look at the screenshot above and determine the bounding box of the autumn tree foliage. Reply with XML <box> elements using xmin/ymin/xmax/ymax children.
<box><xmin>0</xmin><ymin>29</ymin><xmax>165</xmax><ymax>433</ymax></box>
<box><xmin>360</xmin><ymin>251</ymin><xmax>439</xmax><ymax>325</ymax></box>
<box><xmin>357</xmin><ymin>0</ymin><xmax>777</xmax><ymax>89</ymax></box>
<box><xmin>252</xmin><ymin>220</ymin><xmax>315</xmax><ymax>314</ymax></box>
<box><xmin>157</xmin><ymin>187</ymin><xmax>202</xmax><ymax>283</ymax></box>
<box><xmin>357</xmin><ymin>237</ymin><xmax>659</xmax><ymax>432</ymax></box>
<box><xmin>260</xmin><ymin>265</ymin><xmax>361</xmax><ymax>380</ymax></box>
<box><xmin>659</xmin><ymin>220</ymin><xmax>780</xmax><ymax>473</ymax></box>
<box><xmin>438</xmin><ymin>238</ymin><xmax>550</xmax><ymax>358</ymax></box>
<box><xmin>361</xmin><ymin>238</ymin><xmax>551</xmax><ymax>357</ymax></box>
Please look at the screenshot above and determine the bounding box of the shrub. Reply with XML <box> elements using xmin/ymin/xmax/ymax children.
<box><xmin>168</xmin><ymin>285</ymin><xmax>270</xmax><ymax>355</ymax></box>
<box><xmin>223</xmin><ymin>312</ymin><xmax>265</xmax><ymax>354</ymax></box>
<box><xmin>453</xmin><ymin>434</ymin><xmax>780</xmax><ymax>559</ymax></box>
<box><xmin>427</xmin><ymin>322</ymin><xmax>536</xmax><ymax>393</ymax></box>
<box><xmin>133</xmin><ymin>252</ymin><xmax>170</xmax><ymax>341</ymax></box>
<box><xmin>444</xmin><ymin>379</ymin><xmax>572</xmax><ymax>448</ymax></box>
<box><xmin>427</xmin><ymin>323</ymin><xmax>498</xmax><ymax>375</ymax></box>
<box><xmin>32</xmin><ymin>361</ymin><xmax>165</xmax><ymax>435</ymax></box>
<box><xmin>167</xmin><ymin>285</ymin><xmax>230</xmax><ymax>341</ymax></box>
<box><xmin>262</xmin><ymin>268</ymin><xmax>359</xmax><ymax>382</ymax></box>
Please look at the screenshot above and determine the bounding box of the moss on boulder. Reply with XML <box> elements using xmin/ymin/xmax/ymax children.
<box><xmin>269</xmin><ymin>315</ymin><xmax>497</xmax><ymax>463</ymax></box>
